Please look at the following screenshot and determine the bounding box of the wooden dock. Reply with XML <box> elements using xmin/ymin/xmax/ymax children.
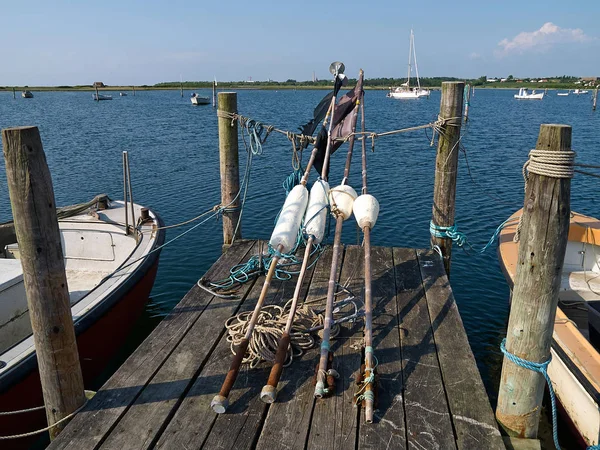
<box><xmin>49</xmin><ymin>239</ymin><xmax>505</xmax><ymax>450</ymax></box>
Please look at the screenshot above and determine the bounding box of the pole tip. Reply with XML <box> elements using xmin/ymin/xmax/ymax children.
<box><xmin>210</xmin><ymin>395</ymin><xmax>229</xmax><ymax>414</ymax></box>
<box><xmin>260</xmin><ymin>385</ymin><xmax>277</xmax><ymax>404</ymax></box>
<box><xmin>314</xmin><ymin>381</ymin><xmax>325</xmax><ymax>399</ymax></box>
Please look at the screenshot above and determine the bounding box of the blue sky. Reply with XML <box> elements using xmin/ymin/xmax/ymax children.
<box><xmin>1</xmin><ymin>0</ymin><xmax>598</xmax><ymax>85</ymax></box>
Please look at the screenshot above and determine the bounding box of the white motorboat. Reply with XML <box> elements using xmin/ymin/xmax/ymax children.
<box><xmin>21</xmin><ymin>91</ymin><xmax>33</xmax><ymax>99</ymax></box>
<box><xmin>514</xmin><ymin>88</ymin><xmax>544</xmax><ymax>100</ymax></box>
<box><xmin>120</xmin><ymin>92</ymin><xmax>128</xmax><ymax>97</ymax></box>
<box><xmin>191</xmin><ymin>93</ymin><xmax>210</xmax><ymax>105</ymax></box>
<box><xmin>387</xmin><ymin>29</ymin><xmax>430</xmax><ymax>100</ymax></box>
<box><xmin>574</xmin><ymin>89</ymin><xmax>589</xmax><ymax>95</ymax></box>
<box><xmin>557</xmin><ymin>92</ymin><xmax>569</xmax><ymax>96</ymax></box>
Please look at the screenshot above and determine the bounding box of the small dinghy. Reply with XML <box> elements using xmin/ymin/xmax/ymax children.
<box><xmin>191</xmin><ymin>93</ymin><xmax>210</xmax><ymax>105</ymax></box>
<box><xmin>0</xmin><ymin>195</ymin><xmax>165</xmax><ymax>447</ymax></box>
<box><xmin>498</xmin><ymin>210</ymin><xmax>600</xmax><ymax>447</ymax></box>
<box><xmin>514</xmin><ymin>88</ymin><xmax>544</xmax><ymax>100</ymax></box>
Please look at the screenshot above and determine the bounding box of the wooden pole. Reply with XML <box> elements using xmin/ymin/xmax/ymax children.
<box><xmin>213</xmin><ymin>81</ymin><xmax>217</xmax><ymax>108</ymax></box>
<box><xmin>95</xmin><ymin>85</ymin><xmax>99</xmax><ymax>101</ymax></box>
<box><xmin>2</xmin><ymin>126</ymin><xmax>85</xmax><ymax>439</ymax></box>
<box><xmin>496</xmin><ymin>124</ymin><xmax>572</xmax><ymax>438</ymax></box>
<box><xmin>132</xmin><ymin>85</ymin><xmax>135</xmax><ymax>96</ymax></box>
<box><xmin>430</xmin><ymin>81</ymin><xmax>464</xmax><ymax>277</ymax></box>
<box><xmin>593</xmin><ymin>88</ymin><xmax>598</xmax><ymax>111</ymax></box>
<box><xmin>12</xmin><ymin>87</ymin><xmax>16</xmax><ymax>99</ymax></box>
<box><xmin>217</xmin><ymin>92</ymin><xmax>242</xmax><ymax>249</ymax></box>
<box><xmin>464</xmin><ymin>84</ymin><xmax>471</xmax><ymax>123</ymax></box>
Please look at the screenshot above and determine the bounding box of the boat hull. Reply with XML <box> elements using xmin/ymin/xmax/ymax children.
<box><xmin>0</xmin><ymin>257</ymin><xmax>160</xmax><ymax>448</ymax></box>
<box><xmin>191</xmin><ymin>96</ymin><xmax>210</xmax><ymax>105</ymax></box>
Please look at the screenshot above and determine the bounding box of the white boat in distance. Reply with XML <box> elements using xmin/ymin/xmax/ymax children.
<box><xmin>191</xmin><ymin>93</ymin><xmax>210</xmax><ymax>105</ymax></box>
<box><xmin>557</xmin><ymin>92</ymin><xmax>569</xmax><ymax>96</ymax></box>
<box><xmin>93</xmin><ymin>93</ymin><xmax>113</xmax><ymax>101</ymax></box>
<box><xmin>387</xmin><ymin>29</ymin><xmax>430</xmax><ymax>99</ymax></box>
<box><xmin>573</xmin><ymin>89</ymin><xmax>589</xmax><ymax>95</ymax></box>
<box><xmin>514</xmin><ymin>88</ymin><xmax>544</xmax><ymax>100</ymax></box>
<box><xmin>120</xmin><ymin>92</ymin><xmax>128</xmax><ymax>97</ymax></box>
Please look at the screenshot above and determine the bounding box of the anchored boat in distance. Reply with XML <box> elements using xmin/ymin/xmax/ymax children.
<box><xmin>514</xmin><ymin>88</ymin><xmax>544</xmax><ymax>100</ymax></box>
<box><xmin>387</xmin><ymin>29</ymin><xmax>430</xmax><ymax>99</ymax></box>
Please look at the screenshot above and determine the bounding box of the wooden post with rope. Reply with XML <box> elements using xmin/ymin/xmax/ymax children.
<box><xmin>430</xmin><ymin>81</ymin><xmax>464</xmax><ymax>277</ymax></box>
<box><xmin>2</xmin><ymin>126</ymin><xmax>86</xmax><ymax>439</ymax></box>
<box><xmin>496</xmin><ymin>124</ymin><xmax>572</xmax><ymax>439</ymax></box>
<box><xmin>217</xmin><ymin>92</ymin><xmax>242</xmax><ymax>250</ymax></box>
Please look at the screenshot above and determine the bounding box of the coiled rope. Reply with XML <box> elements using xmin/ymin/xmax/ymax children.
<box><xmin>514</xmin><ymin>149</ymin><xmax>576</xmax><ymax>242</ymax></box>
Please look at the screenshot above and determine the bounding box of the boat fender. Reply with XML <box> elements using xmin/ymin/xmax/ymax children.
<box><xmin>269</xmin><ymin>185</ymin><xmax>309</xmax><ymax>253</ymax></box>
<box><xmin>353</xmin><ymin>194</ymin><xmax>380</xmax><ymax>229</ymax></box>
<box><xmin>328</xmin><ymin>185</ymin><xmax>357</xmax><ymax>221</ymax></box>
<box><xmin>304</xmin><ymin>180</ymin><xmax>330</xmax><ymax>244</ymax></box>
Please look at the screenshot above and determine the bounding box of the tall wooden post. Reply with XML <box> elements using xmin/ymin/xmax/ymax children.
<box><xmin>430</xmin><ymin>81</ymin><xmax>464</xmax><ymax>276</ymax></box>
<box><xmin>2</xmin><ymin>126</ymin><xmax>85</xmax><ymax>439</ymax></box>
<box><xmin>593</xmin><ymin>88</ymin><xmax>598</xmax><ymax>111</ymax></box>
<box><xmin>496</xmin><ymin>124</ymin><xmax>572</xmax><ymax>439</ymax></box>
<box><xmin>95</xmin><ymin>85</ymin><xmax>99</xmax><ymax>101</ymax></box>
<box><xmin>212</xmin><ymin>80</ymin><xmax>217</xmax><ymax>108</ymax></box>
<box><xmin>132</xmin><ymin>85</ymin><xmax>135</xmax><ymax>96</ymax></box>
<box><xmin>13</xmin><ymin>87</ymin><xmax>16</xmax><ymax>99</ymax></box>
<box><xmin>464</xmin><ymin>84</ymin><xmax>471</xmax><ymax>123</ymax></box>
<box><xmin>217</xmin><ymin>92</ymin><xmax>242</xmax><ymax>249</ymax></box>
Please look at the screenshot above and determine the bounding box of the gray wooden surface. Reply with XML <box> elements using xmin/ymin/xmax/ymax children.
<box><xmin>49</xmin><ymin>240</ymin><xmax>503</xmax><ymax>450</ymax></box>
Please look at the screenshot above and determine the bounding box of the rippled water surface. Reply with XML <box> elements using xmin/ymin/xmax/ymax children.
<box><xmin>1</xmin><ymin>88</ymin><xmax>598</xmax><ymax>446</ymax></box>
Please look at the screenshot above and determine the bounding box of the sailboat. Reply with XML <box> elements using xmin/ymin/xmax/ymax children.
<box><xmin>387</xmin><ymin>29</ymin><xmax>430</xmax><ymax>99</ymax></box>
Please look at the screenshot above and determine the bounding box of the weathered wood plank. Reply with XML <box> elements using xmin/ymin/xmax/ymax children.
<box><xmin>358</xmin><ymin>246</ymin><xmax>406</xmax><ymax>450</ymax></box>
<box><xmin>98</xmin><ymin>243</ymin><xmax>267</xmax><ymax>450</ymax></box>
<box><xmin>48</xmin><ymin>239</ymin><xmax>257</xmax><ymax>450</ymax></box>
<box><xmin>306</xmin><ymin>245</ymin><xmax>361</xmax><ymax>450</ymax></box>
<box><xmin>395</xmin><ymin>247</ymin><xmax>456</xmax><ymax>450</ymax></box>
<box><xmin>255</xmin><ymin>247</ymin><xmax>337</xmax><ymax>450</ymax></box>
<box><xmin>417</xmin><ymin>250</ymin><xmax>504</xmax><ymax>450</ymax></box>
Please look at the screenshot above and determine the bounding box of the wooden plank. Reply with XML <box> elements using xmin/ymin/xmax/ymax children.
<box><xmin>358</xmin><ymin>246</ymin><xmax>406</xmax><ymax>450</ymax></box>
<box><xmin>48</xmin><ymin>239</ymin><xmax>257</xmax><ymax>450</ymax></box>
<box><xmin>306</xmin><ymin>245</ymin><xmax>361</xmax><ymax>450</ymax></box>
<box><xmin>98</xmin><ymin>243</ymin><xmax>267</xmax><ymax>449</ymax></box>
<box><xmin>417</xmin><ymin>250</ymin><xmax>504</xmax><ymax>450</ymax></box>
<box><xmin>155</xmin><ymin>244</ymin><xmax>319</xmax><ymax>450</ymax></box>
<box><xmin>395</xmin><ymin>247</ymin><xmax>457</xmax><ymax>450</ymax></box>
<box><xmin>256</xmin><ymin>247</ymin><xmax>336</xmax><ymax>450</ymax></box>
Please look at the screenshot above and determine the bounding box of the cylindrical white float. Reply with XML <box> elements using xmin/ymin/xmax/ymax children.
<box><xmin>353</xmin><ymin>194</ymin><xmax>380</xmax><ymax>229</ymax></box>
<box><xmin>304</xmin><ymin>180</ymin><xmax>330</xmax><ymax>244</ymax></box>
<box><xmin>328</xmin><ymin>184</ymin><xmax>357</xmax><ymax>221</ymax></box>
<box><xmin>269</xmin><ymin>185</ymin><xmax>309</xmax><ymax>253</ymax></box>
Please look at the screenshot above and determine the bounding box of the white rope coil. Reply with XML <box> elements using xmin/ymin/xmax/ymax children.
<box><xmin>514</xmin><ymin>148</ymin><xmax>576</xmax><ymax>242</ymax></box>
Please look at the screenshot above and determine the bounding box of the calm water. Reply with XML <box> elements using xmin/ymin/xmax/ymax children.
<box><xmin>1</xmin><ymin>88</ymin><xmax>598</xmax><ymax>446</ymax></box>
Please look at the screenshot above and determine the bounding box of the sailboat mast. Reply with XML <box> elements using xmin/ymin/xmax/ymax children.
<box><xmin>406</xmin><ymin>29</ymin><xmax>412</xmax><ymax>89</ymax></box>
<box><xmin>412</xmin><ymin>30</ymin><xmax>421</xmax><ymax>90</ymax></box>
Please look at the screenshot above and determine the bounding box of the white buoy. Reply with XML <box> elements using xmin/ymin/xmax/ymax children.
<box><xmin>328</xmin><ymin>185</ymin><xmax>357</xmax><ymax>220</ymax></box>
<box><xmin>304</xmin><ymin>180</ymin><xmax>330</xmax><ymax>244</ymax></box>
<box><xmin>353</xmin><ymin>194</ymin><xmax>380</xmax><ymax>229</ymax></box>
<box><xmin>269</xmin><ymin>185</ymin><xmax>309</xmax><ymax>253</ymax></box>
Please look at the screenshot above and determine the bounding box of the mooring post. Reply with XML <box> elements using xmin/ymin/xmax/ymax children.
<box><xmin>212</xmin><ymin>80</ymin><xmax>217</xmax><ymax>108</ymax></box>
<box><xmin>593</xmin><ymin>88</ymin><xmax>598</xmax><ymax>111</ymax></box>
<box><xmin>430</xmin><ymin>81</ymin><xmax>464</xmax><ymax>277</ymax></box>
<box><xmin>464</xmin><ymin>83</ymin><xmax>471</xmax><ymax>123</ymax></box>
<box><xmin>95</xmin><ymin>84</ymin><xmax>99</xmax><ymax>101</ymax></box>
<box><xmin>2</xmin><ymin>126</ymin><xmax>86</xmax><ymax>439</ymax></box>
<box><xmin>217</xmin><ymin>92</ymin><xmax>242</xmax><ymax>250</ymax></box>
<box><xmin>132</xmin><ymin>85</ymin><xmax>136</xmax><ymax>96</ymax></box>
<box><xmin>13</xmin><ymin>87</ymin><xmax>16</xmax><ymax>99</ymax></box>
<box><xmin>496</xmin><ymin>124</ymin><xmax>572</xmax><ymax>439</ymax></box>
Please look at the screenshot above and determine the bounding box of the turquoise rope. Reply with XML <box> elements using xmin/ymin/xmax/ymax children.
<box><xmin>282</xmin><ymin>167</ymin><xmax>303</xmax><ymax>195</ymax></box>
<box><xmin>429</xmin><ymin>217</ymin><xmax>519</xmax><ymax>254</ymax></box>
<box><xmin>499</xmin><ymin>340</ymin><xmax>600</xmax><ymax>449</ymax></box>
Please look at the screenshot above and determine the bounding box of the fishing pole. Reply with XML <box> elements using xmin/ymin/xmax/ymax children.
<box><xmin>314</xmin><ymin>69</ymin><xmax>364</xmax><ymax>399</ymax></box>
<box><xmin>211</xmin><ymin>63</ymin><xmax>346</xmax><ymax>413</ymax></box>
<box><xmin>353</xmin><ymin>85</ymin><xmax>380</xmax><ymax>423</ymax></box>
<box><xmin>259</xmin><ymin>63</ymin><xmax>347</xmax><ymax>404</ymax></box>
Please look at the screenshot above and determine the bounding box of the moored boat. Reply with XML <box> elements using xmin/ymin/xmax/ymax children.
<box><xmin>92</xmin><ymin>93</ymin><xmax>113</xmax><ymax>101</ymax></box>
<box><xmin>573</xmin><ymin>89</ymin><xmax>589</xmax><ymax>95</ymax></box>
<box><xmin>191</xmin><ymin>93</ymin><xmax>210</xmax><ymax>105</ymax></box>
<box><xmin>120</xmin><ymin>92</ymin><xmax>128</xmax><ymax>97</ymax></box>
<box><xmin>387</xmin><ymin>29</ymin><xmax>430</xmax><ymax>100</ymax></box>
<box><xmin>514</xmin><ymin>88</ymin><xmax>544</xmax><ymax>100</ymax></box>
<box><xmin>0</xmin><ymin>195</ymin><xmax>165</xmax><ymax>447</ymax></box>
<box><xmin>21</xmin><ymin>91</ymin><xmax>33</xmax><ymax>99</ymax></box>
<box><xmin>498</xmin><ymin>210</ymin><xmax>600</xmax><ymax>447</ymax></box>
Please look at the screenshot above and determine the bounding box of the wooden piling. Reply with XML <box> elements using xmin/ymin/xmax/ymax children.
<box><xmin>496</xmin><ymin>124</ymin><xmax>572</xmax><ymax>439</ymax></box>
<box><xmin>430</xmin><ymin>81</ymin><xmax>464</xmax><ymax>276</ymax></box>
<box><xmin>95</xmin><ymin>85</ymin><xmax>99</xmax><ymax>102</ymax></box>
<box><xmin>13</xmin><ymin>87</ymin><xmax>16</xmax><ymax>99</ymax></box>
<box><xmin>132</xmin><ymin>85</ymin><xmax>136</xmax><ymax>96</ymax></box>
<box><xmin>212</xmin><ymin>80</ymin><xmax>217</xmax><ymax>108</ymax></box>
<box><xmin>464</xmin><ymin>84</ymin><xmax>471</xmax><ymax>123</ymax></box>
<box><xmin>2</xmin><ymin>126</ymin><xmax>85</xmax><ymax>439</ymax></box>
<box><xmin>217</xmin><ymin>92</ymin><xmax>242</xmax><ymax>249</ymax></box>
<box><xmin>593</xmin><ymin>88</ymin><xmax>598</xmax><ymax>111</ymax></box>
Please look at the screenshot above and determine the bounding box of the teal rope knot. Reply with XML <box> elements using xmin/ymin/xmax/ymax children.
<box><xmin>429</xmin><ymin>221</ymin><xmax>468</xmax><ymax>247</ymax></box>
<box><xmin>500</xmin><ymin>339</ymin><xmax>563</xmax><ymax>450</ymax></box>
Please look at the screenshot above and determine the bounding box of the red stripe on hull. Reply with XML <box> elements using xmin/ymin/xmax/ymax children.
<box><xmin>0</xmin><ymin>260</ymin><xmax>159</xmax><ymax>448</ymax></box>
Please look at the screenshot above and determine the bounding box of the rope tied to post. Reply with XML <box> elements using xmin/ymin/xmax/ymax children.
<box><xmin>429</xmin><ymin>222</ymin><xmax>468</xmax><ymax>247</ymax></box>
<box><xmin>499</xmin><ymin>339</ymin><xmax>563</xmax><ymax>450</ymax></box>
<box><xmin>514</xmin><ymin>148</ymin><xmax>576</xmax><ymax>242</ymax></box>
